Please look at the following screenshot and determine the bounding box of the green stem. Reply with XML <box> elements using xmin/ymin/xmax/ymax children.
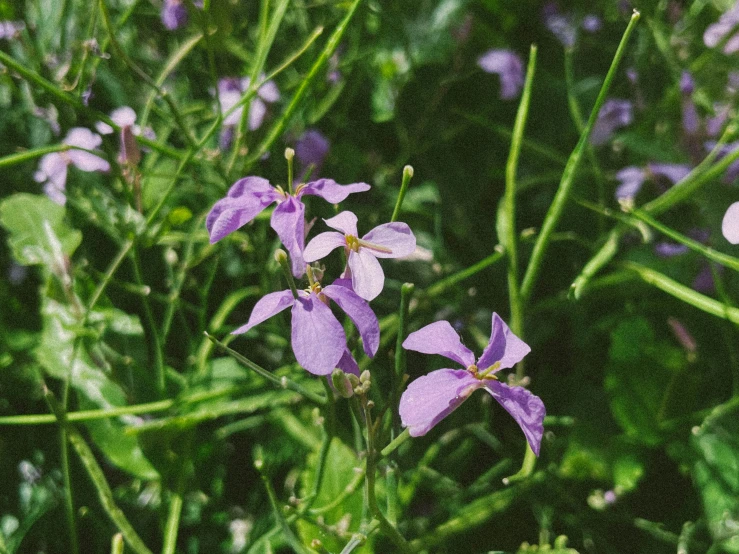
<box><xmin>0</xmin><ymin>144</ymin><xmax>70</xmax><ymax>169</ymax></box>
<box><xmin>392</xmin><ymin>283</ymin><xmax>414</xmax><ymax>429</ymax></box>
<box><xmin>44</xmin><ymin>389</ymin><xmax>154</xmax><ymax>554</ymax></box>
<box><xmin>205</xmin><ymin>333</ymin><xmax>327</xmax><ymax>405</ymax></box>
<box><xmin>381</xmin><ymin>427</ymin><xmax>411</xmax><ymax>457</ymax></box>
<box><xmin>520</xmin><ymin>10</ymin><xmax>641</xmax><ymax>302</ymax></box>
<box><xmin>504</xmin><ymin>44</ymin><xmax>536</xmax><ymax>381</ymax></box>
<box><xmin>425</xmin><ymin>251</ymin><xmax>505</xmax><ymax>298</ymax></box>
<box><xmin>242</xmin><ymin>0</ymin><xmax>363</xmax><ymax>170</ymax></box>
<box><xmin>390</xmin><ymin>166</ymin><xmax>414</xmax><ymax>222</ymax></box>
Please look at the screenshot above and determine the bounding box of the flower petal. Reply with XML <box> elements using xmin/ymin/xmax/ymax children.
<box><xmin>248</xmin><ymin>98</ymin><xmax>267</xmax><ymax>131</ymax></box>
<box><xmin>615</xmin><ymin>166</ymin><xmax>646</xmax><ymax>202</ymax></box>
<box><xmin>291</xmin><ymin>293</ymin><xmax>346</xmax><ymax>375</ymax></box>
<box><xmin>64</xmin><ymin>127</ymin><xmax>102</xmax><ymax>150</ymax></box>
<box><xmin>299</xmin><ymin>179</ymin><xmax>370</xmax><ymax>203</ymax></box>
<box><xmin>206</xmin><ymin>177</ymin><xmax>278</xmax><ymax>243</ymax></box>
<box><xmin>67</xmin><ymin>150</ymin><xmax>110</xmax><ymax>173</ymax></box>
<box><xmin>722</xmin><ymin>202</ymin><xmax>739</xmax><ymax>244</ymax></box>
<box><xmin>322</xmin><ymin>283</ymin><xmax>380</xmax><ymax>358</ymax></box>
<box><xmin>647</xmin><ymin>163</ymin><xmax>691</xmax><ymax>185</ymax></box>
<box><xmin>271</xmin><ymin>197</ymin><xmax>306</xmax><ymax>277</ymax></box>
<box><xmin>476</xmin><ymin>313</ymin><xmax>530</xmax><ymax>372</ymax></box>
<box><xmin>231</xmin><ymin>290</ymin><xmax>295</xmax><ymax>335</ymax></box>
<box><xmin>323</xmin><ymin>211</ymin><xmax>358</xmax><ymax>236</ymax></box>
<box><xmin>399</xmin><ymin>369</ymin><xmax>481</xmax><ymax>437</ymax></box>
<box><xmin>361</xmin><ymin>222</ymin><xmax>416</xmax><ymax>259</ymax></box>
<box><xmin>336</xmin><ymin>349</ymin><xmax>360</xmax><ymax>377</ymax></box>
<box><xmin>483</xmin><ymin>381</ymin><xmax>545</xmax><ymax>456</ymax></box>
<box><xmin>258</xmin><ymin>79</ymin><xmax>280</xmax><ymax>103</ymax></box>
<box><xmin>303</xmin><ymin>232</ymin><xmax>346</xmax><ymax>262</ymax></box>
<box><xmin>402</xmin><ymin>320</ymin><xmax>475</xmax><ymax>368</ymax></box>
<box><xmin>348</xmin><ymin>249</ymin><xmax>384</xmax><ymax>301</ymax></box>
<box><xmin>110</xmin><ymin>106</ymin><xmax>137</xmax><ymax>127</ymax></box>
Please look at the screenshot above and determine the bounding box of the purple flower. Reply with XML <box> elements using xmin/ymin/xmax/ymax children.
<box><xmin>96</xmin><ymin>107</ymin><xmax>155</xmax><ymax>164</ymax></box>
<box><xmin>590</xmin><ymin>99</ymin><xmax>633</xmax><ymax>146</ymax></box>
<box><xmin>0</xmin><ymin>21</ymin><xmax>24</xmax><ymax>40</ymax></box>
<box><xmin>34</xmin><ymin>128</ymin><xmax>110</xmax><ymax>205</ymax></box>
<box><xmin>543</xmin><ymin>4</ymin><xmax>577</xmax><ymax>48</ymax></box>
<box><xmin>614</xmin><ymin>163</ymin><xmax>690</xmax><ymax>202</ymax></box>
<box><xmin>161</xmin><ymin>0</ymin><xmax>188</xmax><ymax>30</ymax></box>
<box><xmin>477</xmin><ymin>49</ymin><xmax>524</xmax><ymax>100</ymax></box>
<box><xmin>206</xmin><ymin>177</ymin><xmax>370</xmax><ymax>277</ymax></box>
<box><xmin>707</xmin><ymin>103</ymin><xmax>731</xmax><ymax>137</ymax></box>
<box><xmin>218</xmin><ymin>76</ymin><xmax>280</xmax><ymax>134</ymax></box>
<box><xmin>399</xmin><ymin>314</ymin><xmax>545</xmax><ymax>455</ymax></box>
<box><xmin>582</xmin><ymin>14</ymin><xmax>602</xmax><ymax>33</ymax></box>
<box><xmin>232</xmin><ymin>280</ymin><xmax>379</xmax><ymax>375</ymax></box>
<box><xmin>303</xmin><ymin>211</ymin><xmax>416</xmax><ymax>301</ymax></box>
<box><xmin>704</xmin><ymin>1</ymin><xmax>739</xmax><ymax>54</ymax></box>
<box><xmin>295</xmin><ymin>130</ymin><xmax>330</xmax><ymax>178</ymax></box>
<box><xmin>722</xmin><ymin>202</ymin><xmax>739</xmax><ymax>244</ymax></box>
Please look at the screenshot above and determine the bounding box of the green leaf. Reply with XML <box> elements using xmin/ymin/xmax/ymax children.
<box><xmin>297</xmin><ymin>438</ymin><xmax>368</xmax><ymax>551</ymax></box>
<box><xmin>604</xmin><ymin>317</ymin><xmax>686</xmax><ymax>446</ymax></box>
<box><xmin>693</xmin><ymin>399</ymin><xmax>739</xmax><ymax>552</ymax></box>
<box><xmin>0</xmin><ymin>193</ymin><xmax>82</xmax><ymax>268</ymax></box>
<box><xmin>35</xmin><ymin>297</ymin><xmax>158</xmax><ymax>480</ymax></box>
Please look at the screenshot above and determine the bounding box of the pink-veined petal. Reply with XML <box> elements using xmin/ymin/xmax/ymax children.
<box><xmin>299</xmin><ymin>179</ymin><xmax>370</xmax><ymax>203</ymax></box>
<box><xmin>399</xmin><ymin>369</ymin><xmax>482</xmax><ymax>437</ymax></box>
<box><xmin>323</xmin><ymin>211</ymin><xmax>358</xmax><ymax>236</ymax></box>
<box><xmin>361</xmin><ymin>222</ymin><xmax>416</xmax><ymax>259</ymax></box>
<box><xmin>476</xmin><ymin>313</ymin><xmax>531</xmax><ymax>372</ymax></box>
<box><xmin>483</xmin><ymin>381</ymin><xmax>545</xmax><ymax>456</ymax></box>
<box><xmin>303</xmin><ymin>232</ymin><xmax>346</xmax><ymax>262</ymax></box>
<box><xmin>271</xmin><ymin>197</ymin><xmax>306</xmax><ymax>277</ymax></box>
<box><xmin>248</xmin><ymin>98</ymin><xmax>267</xmax><ymax>131</ymax></box>
<box><xmin>722</xmin><ymin>202</ymin><xmax>739</xmax><ymax>244</ymax></box>
<box><xmin>231</xmin><ymin>290</ymin><xmax>294</xmax><ymax>335</ymax></box>
<box><xmin>402</xmin><ymin>320</ymin><xmax>475</xmax><ymax>368</ymax></box>
<box><xmin>322</xmin><ymin>283</ymin><xmax>380</xmax><ymax>358</ymax></box>
<box><xmin>348</xmin><ymin>248</ymin><xmax>384</xmax><ymax>301</ymax></box>
<box><xmin>291</xmin><ymin>293</ymin><xmax>346</xmax><ymax>375</ymax></box>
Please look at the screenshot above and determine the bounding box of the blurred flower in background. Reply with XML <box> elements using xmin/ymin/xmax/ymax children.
<box><xmin>477</xmin><ymin>49</ymin><xmax>524</xmax><ymax>100</ymax></box>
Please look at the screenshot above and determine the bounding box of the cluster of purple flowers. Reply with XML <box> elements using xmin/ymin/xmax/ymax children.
<box><xmin>207</xmin><ymin>160</ymin><xmax>546</xmax><ymax>455</ymax></box>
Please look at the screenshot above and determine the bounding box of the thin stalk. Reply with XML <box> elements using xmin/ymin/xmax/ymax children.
<box><xmin>242</xmin><ymin>0</ymin><xmax>363</xmax><ymax>170</ymax></box>
<box><xmin>161</xmin><ymin>437</ymin><xmax>190</xmax><ymax>554</ymax></box>
<box><xmin>204</xmin><ymin>332</ymin><xmax>327</xmax><ymax>405</ymax></box>
<box><xmin>131</xmin><ymin>247</ymin><xmax>166</xmax><ymax>395</ymax></box>
<box><xmin>392</xmin><ymin>283</ymin><xmax>414</xmax><ymax>430</ymax></box>
<box><xmin>390</xmin><ymin>166</ymin><xmax>414</xmax><ymax>222</ymax></box>
<box><xmin>425</xmin><ymin>251</ymin><xmax>505</xmax><ymax>297</ymax></box>
<box><xmin>227</xmin><ymin>0</ymin><xmax>289</xmax><ymax>174</ymax></box>
<box><xmin>570</xmin><ymin>117</ymin><xmax>739</xmax><ymax>299</ymax></box>
<box><xmin>89</xmin><ymin>239</ymin><xmax>134</xmax><ymax>312</ymax></box>
<box><xmin>503</xmin><ymin>44</ymin><xmax>536</xmax><ymax>381</ymax></box>
<box><xmin>381</xmin><ymin>428</ymin><xmax>411</xmax><ymax>458</ymax></box>
<box><xmin>0</xmin><ymin>144</ymin><xmax>70</xmax><ymax>168</ymax></box>
<box><xmin>363</xmin><ymin>404</ymin><xmax>414</xmax><ymax>553</ymax></box>
<box><xmin>520</xmin><ymin>10</ymin><xmax>641</xmax><ymax>302</ymax></box>
<box><xmin>44</xmin><ymin>388</ymin><xmax>154</xmax><ymax>554</ymax></box>
<box><xmin>563</xmin><ymin>47</ymin><xmax>607</xmax><ymax>232</ymax></box>
<box><xmin>111</xmin><ymin>534</ymin><xmax>124</xmax><ymax>554</ymax></box>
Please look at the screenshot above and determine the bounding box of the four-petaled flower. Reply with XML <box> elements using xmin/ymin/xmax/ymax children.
<box><xmin>399</xmin><ymin>314</ymin><xmax>545</xmax><ymax>455</ymax></box>
<box><xmin>233</xmin><ymin>279</ymin><xmax>379</xmax><ymax>376</ymax></box>
<box><xmin>303</xmin><ymin>211</ymin><xmax>416</xmax><ymax>301</ymax></box>
<box><xmin>206</xmin><ymin>177</ymin><xmax>370</xmax><ymax>277</ymax></box>
<box><xmin>34</xmin><ymin>128</ymin><xmax>110</xmax><ymax>205</ymax></box>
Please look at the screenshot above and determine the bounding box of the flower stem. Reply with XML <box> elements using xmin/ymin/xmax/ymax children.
<box><xmin>390</xmin><ymin>165</ymin><xmax>414</xmax><ymax>222</ymax></box>
<box><xmin>520</xmin><ymin>10</ymin><xmax>641</xmax><ymax>302</ymax></box>
<box><xmin>275</xmin><ymin>249</ymin><xmax>300</xmax><ymax>299</ymax></box>
<box><xmin>204</xmin><ymin>332</ymin><xmax>327</xmax><ymax>405</ymax></box>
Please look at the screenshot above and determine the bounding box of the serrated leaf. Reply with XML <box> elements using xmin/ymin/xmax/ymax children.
<box><xmin>0</xmin><ymin>193</ymin><xmax>81</xmax><ymax>268</ymax></box>
<box><xmin>693</xmin><ymin>400</ymin><xmax>739</xmax><ymax>552</ymax></box>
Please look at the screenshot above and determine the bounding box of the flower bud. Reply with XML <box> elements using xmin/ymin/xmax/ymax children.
<box><xmin>331</xmin><ymin>369</ymin><xmax>354</xmax><ymax>398</ymax></box>
<box><xmin>360</xmin><ymin>370</ymin><xmax>371</xmax><ymax>385</ymax></box>
<box><xmin>274</xmin><ymin>249</ymin><xmax>288</xmax><ymax>264</ymax></box>
<box><xmin>284</xmin><ymin>147</ymin><xmax>295</xmax><ymax>161</ymax></box>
